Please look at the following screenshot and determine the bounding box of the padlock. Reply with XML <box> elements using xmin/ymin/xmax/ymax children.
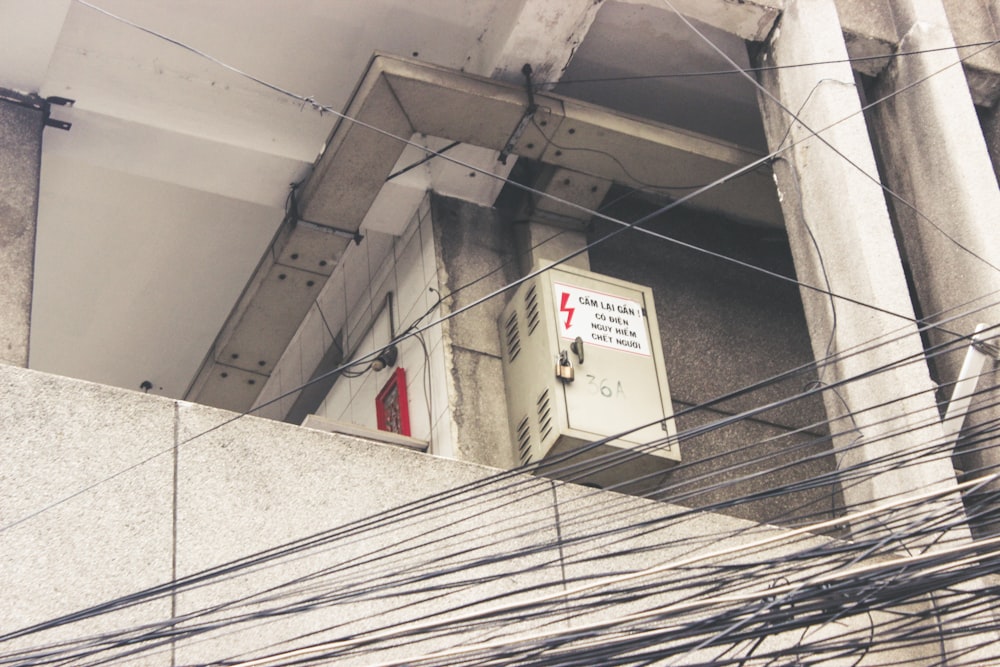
<box><xmin>556</xmin><ymin>350</ymin><xmax>575</xmax><ymax>382</ymax></box>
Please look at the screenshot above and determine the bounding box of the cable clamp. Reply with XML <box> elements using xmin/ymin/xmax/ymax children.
<box><xmin>498</xmin><ymin>64</ymin><xmax>538</xmax><ymax>165</ymax></box>
<box><xmin>972</xmin><ymin>337</ymin><xmax>1000</xmax><ymax>361</ymax></box>
<box><xmin>300</xmin><ymin>95</ymin><xmax>325</xmax><ymax>115</ymax></box>
<box><xmin>971</xmin><ymin>325</ymin><xmax>1000</xmax><ymax>360</ymax></box>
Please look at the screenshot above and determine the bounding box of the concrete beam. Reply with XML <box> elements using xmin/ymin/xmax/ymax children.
<box><xmin>487</xmin><ymin>0</ymin><xmax>605</xmax><ymax>85</ymax></box>
<box><xmin>623</xmin><ymin>0</ymin><xmax>783</xmax><ymax>42</ymax></box>
<box><xmin>0</xmin><ymin>93</ymin><xmax>45</xmax><ymax>367</ymax></box>
<box><xmin>0</xmin><ymin>0</ymin><xmax>72</xmax><ymax>94</ymax></box>
<box><xmin>195</xmin><ymin>54</ymin><xmax>779</xmax><ymax>413</ymax></box>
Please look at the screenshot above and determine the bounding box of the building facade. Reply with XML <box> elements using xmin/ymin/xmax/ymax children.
<box><xmin>3</xmin><ymin>0</ymin><xmax>1000</xmax><ymax>663</ymax></box>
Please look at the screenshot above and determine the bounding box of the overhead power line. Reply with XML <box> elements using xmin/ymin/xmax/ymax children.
<box><xmin>6</xmin><ymin>12</ymin><xmax>999</xmax><ymax>667</ymax></box>
<box><xmin>539</xmin><ymin>40</ymin><xmax>1000</xmax><ymax>88</ymax></box>
<box><xmin>3</xmin><ymin>0</ymin><xmax>993</xmax><ymax>551</ymax></box>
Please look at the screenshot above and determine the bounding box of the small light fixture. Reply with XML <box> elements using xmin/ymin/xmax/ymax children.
<box><xmin>371</xmin><ymin>344</ymin><xmax>398</xmax><ymax>371</ymax></box>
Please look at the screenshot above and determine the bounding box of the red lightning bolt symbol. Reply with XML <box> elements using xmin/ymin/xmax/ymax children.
<box><xmin>560</xmin><ymin>292</ymin><xmax>575</xmax><ymax>329</ymax></box>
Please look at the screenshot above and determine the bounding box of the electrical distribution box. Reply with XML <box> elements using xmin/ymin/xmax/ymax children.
<box><xmin>499</xmin><ymin>263</ymin><xmax>679</xmax><ymax>468</ymax></box>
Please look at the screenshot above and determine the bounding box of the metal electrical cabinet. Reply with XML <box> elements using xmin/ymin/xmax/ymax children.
<box><xmin>499</xmin><ymin>264</ymin><xmax>679</xmax><ymax>471</ymax></box>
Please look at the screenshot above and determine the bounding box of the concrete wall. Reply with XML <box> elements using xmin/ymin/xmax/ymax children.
<box><xmin>0</xmin><ymin>97</ymin><xmax>44</xmax><ymax>367</ymax></box>
<box><xmin>588</xmin><ymin>197</ymin><xmax>839</xmax><ymax>526</ymax></box>
<box><xmin>0</xmin><ymin>363</ymin><xmax>951</xmax><ymax>665</ymax></box>
<box><xmin>312</xmin><ymin>195</ymin><xmax>454</xmax><ymax>453</ymax></box>
<box><xmin>420</xmin><ymin>190</ymin><xmax>839</xmax><ymax>527</ymax></box>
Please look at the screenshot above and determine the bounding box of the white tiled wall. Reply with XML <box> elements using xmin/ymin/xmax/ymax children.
<box><xmin>307</xmin><ymin>194</ymin><xmax>454</xmax><ymax>455</ymax></box>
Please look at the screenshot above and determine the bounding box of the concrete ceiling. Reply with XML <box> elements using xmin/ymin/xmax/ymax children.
<box><xmin>3</xmin><ymin>0</ymin><xmax>775</xmax><ymax>401</ymax></box>
<box><xmin>556</xmin><ymin>1</ymin><xmax>768</xmax><ymax>150</ymax></box>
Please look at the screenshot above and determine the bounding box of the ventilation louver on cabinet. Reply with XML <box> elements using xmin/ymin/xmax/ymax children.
<box><xmin>537</xmin><ymin>388</ymin><xmax>553</xmax><ymax>444</ymax></box>
<box><xmin>516</xmin><ymin>415</ymin><xmax>532</xmax><ymax>465</ymax></box>
<box><xmin>504</xmin><ymin>311</ymin><xmax>520</xmax><ymax>363</ymax></box>
<box><xmin>525</xmin><ymin>284</ymin><xmax>540</xmax><ymax>335</ymax></box>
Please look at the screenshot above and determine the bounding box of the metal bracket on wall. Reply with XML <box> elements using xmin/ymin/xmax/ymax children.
<box><xmin>44</xmin><ymin>95</ymin><xmax>74</xmax><ymax>131</ymax></box>
<box><xmin>44</xmin><ymin>118</ymin><xmax>72</xmax><ymax>131</ymax></box>
<box><xmin>0</xmin><ymin>89</ymin><xmax>73</xmax><ymax>130</ymax></box>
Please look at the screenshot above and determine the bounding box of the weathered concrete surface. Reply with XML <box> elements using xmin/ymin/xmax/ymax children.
<box><xmin>591</xmin><ymin>200</ymin><xmax>823</xmax><ymax>432</ymax></box>
<box><xmin>836</xmin><ymin>0</ymin><xmax>1000</xmax><ymax>102</ymax></box>
<box><xmin>0</xmin><ymin>97</ymin><xmax>44</xmax><ymax>367</ymax></box>
<box><xmin>589</xmin><ymin>201</ymin><xmax>840</xmax><ymax>527</ymax></box>
<box><xmin>834</xmin><ymin>0</ymin><xmax>898</xmax><ymax>76</ymax></box>
<box><xmin>431</xmin><ymin>194</ymin><xmax>519</xmax><ymax>468</ymax></box>
<box><xmin>941</xmin><ymin>0</ymin><xmax>1000</xmax><ymax>106</ymax></box>
<box><xmin>756</xmin><ymin>1</ymin><xmax>998</xmax><ymax>660</ymax></box>
<box><xmin>486</xmin><ymin>0</ymin><xmax>604</xmax><ymax>85</ymax></box>
<box><xmin>620</xmin><ymin>0</ymin><xmax>783</xmax><ymax>42</ymax></box>
<box><xmin>867</xmin><ymin>0</ymin><xmax>1000</xmax><ymax>529</ymax></box>
<box><xmin>514</xmin><ymin>221</ymin><xmax>591</xmax><ymax>277</ymax></box>
<box><xmin>0</xmin><ymin>364</ymin><xmax>175</xmax><ymax>666</ymax></box>
<box><xmin>754</xmin><ymin>0</ymin><xmax>962</xmax><ymax>527</ymax></box>
<box><xmin>172</xmin><ymin>397</ymin><xmax>563</xmax><ymax>665</ymax></box>
<box><xmin>0</xmin><ymin>363</ymin><xmax>958</xmax><ymax>665</ymax></box>
<box><xmin>981</xmin><ymin>102</ymin><xmax>1000</xmax><ymax>182</ymax></box>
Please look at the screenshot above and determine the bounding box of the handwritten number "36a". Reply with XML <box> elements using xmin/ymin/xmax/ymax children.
<box><xmin>587</xmin><ymin>374</ymin><xmax>624</xmax><ymax>398</ymax></box>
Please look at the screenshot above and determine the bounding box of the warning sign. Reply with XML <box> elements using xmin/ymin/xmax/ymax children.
<box><xmin>553</xmin><ymin>282</ymin><xmax>650</xmax><ymax>356</ymax></box>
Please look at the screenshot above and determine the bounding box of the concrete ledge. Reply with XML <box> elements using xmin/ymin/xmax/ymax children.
<box><xmin>301</xmin><ymin>413</ymin><xmax>429</xmax><ymax>452</ymax></box>
<box><xmin>0</xmin><ymin>364</ymin><xmax>955</xmax><ymax>665</ymax></box>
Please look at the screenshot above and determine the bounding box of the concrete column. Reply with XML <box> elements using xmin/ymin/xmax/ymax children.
<box><xmin>756</xmin><ymin>2</ymin><xmax>998</xmax><ymax>659</ymax></box>
<box><xmin>982</xmin><ymin>104</ymin><xmax>1000</xmax><ymax>181</ymax></box>
<box><xmin>513</xmin><ymin>167</ymin><xmax>609</xmax><ymax>276</ymax></box>
<box><xmin>754</xmin><ymin>0</ymin><xmax>963</xmax><ymax>526</ymax></box>
<box><xmin>866</xmin><ymin>0</ymin><xmax>1000</xmax><ymax>515</ymax></box>
<box><xmin>431</xmin><ymin>195</ymin><xmax>520</xmax><ymax>468</ymax></box>
<box><xmin>514</xmin><ymin>221</ymin><xmax>590</xmax><ymax>277</ymax></box>
<box><xmin>0</xmin><ymin>92</ymin><xmax>45</xmax><ymax>368</ymax></box>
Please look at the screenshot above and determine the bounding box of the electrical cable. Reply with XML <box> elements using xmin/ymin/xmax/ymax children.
<box><xmin>660</xmin><ymin>0</ymin><xmax>1000</xmax><ymax>276</ymax></box>
<box><xmin>385</xmin><ymin>140</ymin><xmax>461</xmax><ymax>182</ymax></box>
<box><xmin>202</xmin><ymin>511</ymin><xmax>1000</xmax><ymax>667</ymax></box>
<box><xmin>9</xmin><ymin>486</ymin><xmax>1000</xmax><ymax>667</ymax></box>
<box><xmin>537</xmin><ymin>40</ymin><xmax>1000</xmax><ymax>88</ymax></box>
<box><xmin>11</xmin><ymin>3</ymin><xmax>1000</xmax><ymax>664</ymax></box>
<box><xmin>29</xmin><ymin>0</ymin><xmax>964</xmax><ymax>505</ymax></box>
<box><xmin>7</xmin><ymin>354</ymin><xmax>1000</xmax><ymax>667</ymax></box>
<box><xmin>7</xmin><ymin>280</ymin><xmax>1000</xmax><ymax>656</ymax></box>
